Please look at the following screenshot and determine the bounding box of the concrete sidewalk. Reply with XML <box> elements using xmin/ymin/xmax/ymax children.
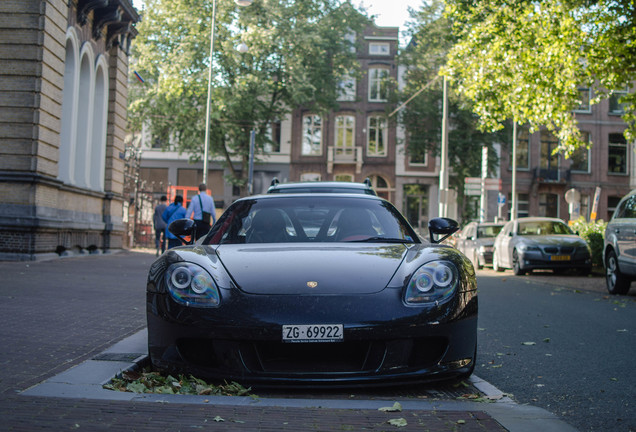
<box><xmin>0</xmin><ymin>250</ymin><xmax>578</xmax><ymax>431</ymax></box>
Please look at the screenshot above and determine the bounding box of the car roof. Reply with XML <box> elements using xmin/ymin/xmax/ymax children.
<box><xmin>267</xmin><ymin>179</ymin><xmax>376</xmax><ymax>195</ymax></box>
<box><xmin>244</xmin><ymin>192</ymin><xmax>384</xmax><ymax>202</ymax></box>
<box><xmin>514</xmin><ymin>217</ymin><xmax>566</xmax><ymax>223</ymax></box>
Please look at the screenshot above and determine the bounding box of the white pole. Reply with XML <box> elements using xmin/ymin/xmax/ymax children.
<box><xmin>202</xmin><ymin>0</ymin><xmax>218</xmax><ymax>186</ymax></box>
<box><xmin>511</xmin><ymin>121</ymin><xmax>518</xmax><ymax>220</ymax></box>
<box><xmin>438</xmin><ymin>76</ymin><xmax>449</xmax><ymax>218</ymax></box>
<box><xmin>480</xmin><ymin>145</ymin><xmax>487</xmax><ymax>222</ymax></box>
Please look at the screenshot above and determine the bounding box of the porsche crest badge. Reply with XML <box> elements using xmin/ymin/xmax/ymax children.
<box><xmin>306</xmin><ymin>281</ymin><xmax>318</xmax><ymax>288</ymax></box>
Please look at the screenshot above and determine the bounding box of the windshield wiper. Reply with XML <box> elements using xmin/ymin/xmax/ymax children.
<box><xmin>348</xmin><ymin>236</ymin><xmax>414</xmax><ymax>243</ymax></box>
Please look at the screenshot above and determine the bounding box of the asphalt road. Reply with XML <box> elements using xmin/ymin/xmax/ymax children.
<box><xmin>474</xmin><ymin>268</ymin><xmax>636</xmax><ymax>432</ymax></box>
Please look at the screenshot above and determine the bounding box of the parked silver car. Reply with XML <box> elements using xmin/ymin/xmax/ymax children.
<box><xmin>456</xmin><ymin>222</ymin><xmax>504</xmax><ymax>269</ymax></box>
<box><xmin>603</xmin><ymin>189</ymin><xmax>636</xmax><ymax>295</ymax></box>
<box><xmin>493</xmin><ymin>217</ymin><xmax>592</xmax><ymax>275</ymax></box>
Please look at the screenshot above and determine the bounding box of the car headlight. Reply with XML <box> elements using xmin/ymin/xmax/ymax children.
<box><xmin>404</xmin><ymin>261</ymin><xmax>458</xmax><ymax>306</ymax></box>
<box><xmin>165</xmin><ymin>263</ymin><xmax>220</xmax><ymax>307</ymax></box>
<box><xmin>517</xmin><ymin>244</ymin><xmax>540</xmax><ymax>252</ymax></box>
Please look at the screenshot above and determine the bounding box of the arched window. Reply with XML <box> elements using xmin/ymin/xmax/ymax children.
<box><xmin>59</xmin><ymin>28</ymin><xmax>79</xmax><ymax>184</ymax></box>
<box><xmin>369</xmin><ymin>175</ymin><xmax>391</xmax><ymax>201</ymax></box>
<box><xmin>91</xmin><ymin>56</ymin><xmax>109</xmax><ymax>191</ymax></box>
<box><xmin>75</xmin><ymin>44</ymin><xmax>95</xmax><ymax>189</ymax></box>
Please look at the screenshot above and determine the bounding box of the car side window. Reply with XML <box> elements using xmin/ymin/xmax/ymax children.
<box><xmin>623</xmin><ymin>196</ymin><xmax>636</xmax><ymax>218</ymax></box>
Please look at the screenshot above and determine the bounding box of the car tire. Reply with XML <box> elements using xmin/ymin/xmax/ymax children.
<box><xmin>512</xmin><ymin>249</ymin><xmax>525</xmax><ymax>276</ymax></box>
<box><xmin>605</xmin><ymin>249</ymin><xmax>631</xmax><ymax>295</ymax></box>
<box><xmin>493</xmin><ymin>250</ymin><xmax>504</xmax><ymax>272</ymax></box>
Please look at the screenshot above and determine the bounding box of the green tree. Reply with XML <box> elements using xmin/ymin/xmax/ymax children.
<box><xmin>443</xmin><ymin>0</ymin><xmax>636</xmax><ymax>156</ymax></box>
<box><xmin>397</xmin><ymin>0</ymin><xmax>506</xmax><ymax>222</ymax></box>
<box><xmin>129</xmin><ymin>0</ymin><xmax>369</xmax><ymax>194</ymax></box>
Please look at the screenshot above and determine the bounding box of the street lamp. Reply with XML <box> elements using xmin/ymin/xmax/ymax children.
<box><xmin>202</xmin><ymin>0</ymin><xmax>252</xmax><ymax>185</ymax></box>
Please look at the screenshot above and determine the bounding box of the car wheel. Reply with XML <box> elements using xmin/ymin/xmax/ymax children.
<box><xmin>605</xmin><ymin>249</ymin><xmax>631</xmax><ymax>295</ymax></box>
<box><xmin>493</xmin><ymin>250</ymin><xmax>504</xmax><ymax>272</ymax></box>
<box><xmin>474</xmin><ymin>252</ymin><xmax>483</xmax><ymax>270</ymax></box>
<box><xmin>512</xmin><ymin>249</ymin><xmax>525</xmax><ymax>276</ymax></box>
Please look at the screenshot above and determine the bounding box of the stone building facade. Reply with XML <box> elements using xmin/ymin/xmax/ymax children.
<box><xmin>0</xmin><ymin>0</ymin><xmax>139</xmax><ymax>260</ymax></box>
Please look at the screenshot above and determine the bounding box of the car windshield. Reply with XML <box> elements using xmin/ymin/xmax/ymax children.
<box><xmin>517</xmin><ymin>221</ymin><xmax>573</xmax><ymax>236</ymax></box>
<box><xmin>477</xmin><ymin>225</ymin><xmax>503</xmax><ymax>238</ymax></box>
<box><xmin>204</xmin><ymin>196</ymin><xmax>418</xmax><ymax>244</ymax></box>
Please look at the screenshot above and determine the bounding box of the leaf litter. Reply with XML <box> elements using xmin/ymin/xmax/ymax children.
<box><xmin>103</xmin><ymin>367</ymin><xmax>254</xmax><ymax>397</ymax></box>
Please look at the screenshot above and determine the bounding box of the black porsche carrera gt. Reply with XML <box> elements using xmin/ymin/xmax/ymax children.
<box><xmin>146</xmin><ymin>193</ymin><xmax>477</xmax><ymax>387</ymax></box>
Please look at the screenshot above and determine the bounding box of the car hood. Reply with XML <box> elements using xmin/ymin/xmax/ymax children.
<box><xmin>520</xmin><ymin>235</ymin><xmax>586</xmax><ymax>247</ymax></box>
<box><xmin>215</xmin><ymin>243</ymin><xmax>408</xmax><ymax>295</ymax></box>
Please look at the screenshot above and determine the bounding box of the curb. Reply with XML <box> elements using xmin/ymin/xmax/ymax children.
<box><xmin>22</xmin><ymin>329</ymin><xmax>578</xmax><ymax>432</ymax></box>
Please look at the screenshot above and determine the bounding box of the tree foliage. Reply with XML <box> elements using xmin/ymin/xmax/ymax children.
<box><xmin>443</xmin><ymin>0</ymin><xmax>636</xmax><ymax>156</ymax></box>
<box><xmin>398</xmin><ymin>0</ymin><xmax>507</xmax><ymax>220</ymax></box>
<box><xmin>129</xmin><ymin>0</ymin><xmax>369</xmax><ymax>192</ymax></box>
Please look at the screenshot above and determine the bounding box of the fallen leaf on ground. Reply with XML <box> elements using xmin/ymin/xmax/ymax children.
<box><xmin>387</xmin><ymin>418</ymin><xmax>408</xmax><ymax>427</ymax></box>
<box><xmin>379</xmin><ymin>402</ymin><xmax>402</xmax><ymax>412</ymax></box>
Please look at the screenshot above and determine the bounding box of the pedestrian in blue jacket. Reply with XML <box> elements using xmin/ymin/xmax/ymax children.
<box><xmin>162</xmin><ymin>195</ymin><xmax>186</xmax><ymax>249</ymax></box>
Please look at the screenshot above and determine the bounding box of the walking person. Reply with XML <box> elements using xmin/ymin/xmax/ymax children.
<box><xmin>186</xmin><ymin>183</ymin><xmax>216</xmax><ymax>239</ymax></box>
<box><xmin>153</xmin><ymin>195</ymin><xmax>168</xmax><ymax>256</ymax></box>
<box><xmin>162</xmin><ymin>195</ymin><xmax>186</xmax><ymax>249</ymax></box>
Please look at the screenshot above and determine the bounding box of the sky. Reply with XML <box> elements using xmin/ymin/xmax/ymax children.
<box><xmin>131</xmin><ymin>0</ymin><xmax>423</xmax><ymax>43</ymax></box>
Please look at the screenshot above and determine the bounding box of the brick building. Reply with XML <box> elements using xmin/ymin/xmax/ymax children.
<box><xmin>0</xmin><ymin>0</ymin><xmax>139</xmax><ymax>260</ymax></box>
<box><xmin>499</xmin><ymin>88</ymin><xmax>635</xmax><ymax>223</ymax></box>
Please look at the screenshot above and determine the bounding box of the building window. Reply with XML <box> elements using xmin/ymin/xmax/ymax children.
<box><xmin>337</xmin><ymin>75</ymin><xmax>356</xmax><ymax>101</ymax></box>
<box><xmin>368</xmin><ymin>68</ymin><xmax>389</xmax><ymax>102</ymax></box>
<box><xmin>607</xmin><ymin>196</ymin><xmax>622</xmax><ymax>219</ymax></box>
<box><xmin>344</xmin><ymin>31</ymin><xmax>356</xmax><ymax>53</ymax></box>
<box><xmin>335</xmin><ymin>174</ymin><xmax>353</xmax><ymax>182</ymax></box>
<box><xmin>575</xmin><ymin>87</ymin><xmax>591</xmax><ymax>113</ymax></box>
<box><xmin>570</xmin><ymin>131</ymin><xmax>590</xmax><ymax>173</ymax></box>
<box><xmin>539</xmin><ymin>193</ymin><xmax>559</xmax><ymax>218</ymax></box>
<box><xmin>264</xmin><ymin>121</ymin><xmax>281</xmax><ymax>153</ymax></box>
<box><xmin>408</xmin><ymin>146</ymin><xmax>427</xmax><ymax>165</ymax></box>
<box><xmin>540</xmin><ymin>130</ymin><xmax>560</xmax><ymax>175</ymax></box>
<box><xmin>334</xmin><ymin>115</ymin><xmax>355</xmax><ymax>151</ymax></box>
<box><xmin>367</xmin><ymin>115</ymin><xmax>387</xmax><ymax>156</ymax></box>
<box><xmin>608</xmin><ymin>133</ymin><xmax>627</xmax><ymax>174</ymax></box>
<box><xmin>300</xmin><ymin>172</ymin><xmax>321</xmax><ymax>182</ymax></box>
<box><xmin>369</xmin><ymin>175</ymin><xmax>390</xmax><ymax>201</ymax></box>
<box><xmin>301</xmin><ymin>115</ymin><xmax>322</xmax><ymax>156</ymax></box>
<box><xmin>609</xmin><ymin>87</ymin><xmax>628</xmax><ymax>114</ymax></box>
<box><xmin>510</xmin><ymin>125</ymin><xmax>530</xmax><ymax>170</ymax></box>
<box><xmin>369</xmin><ymin>42</ymin><xmax>390</xmax><ymax>55</ymax></box>
<box><xmin>509</xmin><ymin>193</ymin><xmax>529</xmax><ymax>218</ymax></box>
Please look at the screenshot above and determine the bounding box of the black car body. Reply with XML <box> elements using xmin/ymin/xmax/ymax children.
<box><xmin>267</xmin><ymin>178</ymin><xmax>376</xmax><ymax>195</ymax></box>
<box><xmin>455</xmin><ymin>222</ymin><xmax>504</xmax><ymax>269</ymax></box>
<box><xmin>492</xmin><ymin>217</ymin><xmax>592</xmax><ymax>275</ymax></box>
<box><xmin>603</xmin><ymin>189</ymin><xmax>636</xmax><ymax>295</ymax></box>
<box><xmin>147</xmin><ymin>194</ymin><xmax>477</xmax><ymax>387</ymax></box>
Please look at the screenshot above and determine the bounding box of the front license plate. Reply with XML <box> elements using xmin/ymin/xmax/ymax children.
<box><xmin>282</xmin><ymin>324</ymin><xmax>344</xmax><ymax>343</ymax></box>
<box><xmin>550</xmin><ymin>255</ymin><xmax>571</xmax><ymax>261</ymax></box>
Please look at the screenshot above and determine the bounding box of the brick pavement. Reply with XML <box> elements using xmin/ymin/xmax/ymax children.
<box><xmin>0</xmin><ymin>251</ymin><xmax>510</xmax><ymax>431</ymax></box>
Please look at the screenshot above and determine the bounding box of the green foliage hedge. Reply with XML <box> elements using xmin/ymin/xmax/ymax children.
<box><xmin>569</xmin><ymin>217</ymin><xmax>607</xmax><ymax>268</ymax></box>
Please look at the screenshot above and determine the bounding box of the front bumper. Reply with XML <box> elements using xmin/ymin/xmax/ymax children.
<box><xmin>147</xmin><ymin>288</ymin><xmax>477</xmax><ymax>387</ymax></box>
<box><xmin>517</xmin><ymin>250</ymin><xmax>591</xmax><ymax>271</ymax></box>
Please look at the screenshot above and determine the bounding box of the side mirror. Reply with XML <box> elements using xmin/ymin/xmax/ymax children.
<box><xmin>168</xmin><ymin>218</ymin><xmax>196</xmax><ymax>245</ymax></box>
<box><xmin>428</xmin><ymin>217</ymin><xmax>459</xmax><ymax>244</ymax></box>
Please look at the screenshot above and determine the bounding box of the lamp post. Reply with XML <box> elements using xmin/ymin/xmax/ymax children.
<box><xmin>438</xmin><ymin>75</ymin><xmax>449</xmax><ymax>218</ymax></box>
<box><xmin>202</xmin><ymin>0</ymin><xmax>252</xmax><ymax>185</ymax></box>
